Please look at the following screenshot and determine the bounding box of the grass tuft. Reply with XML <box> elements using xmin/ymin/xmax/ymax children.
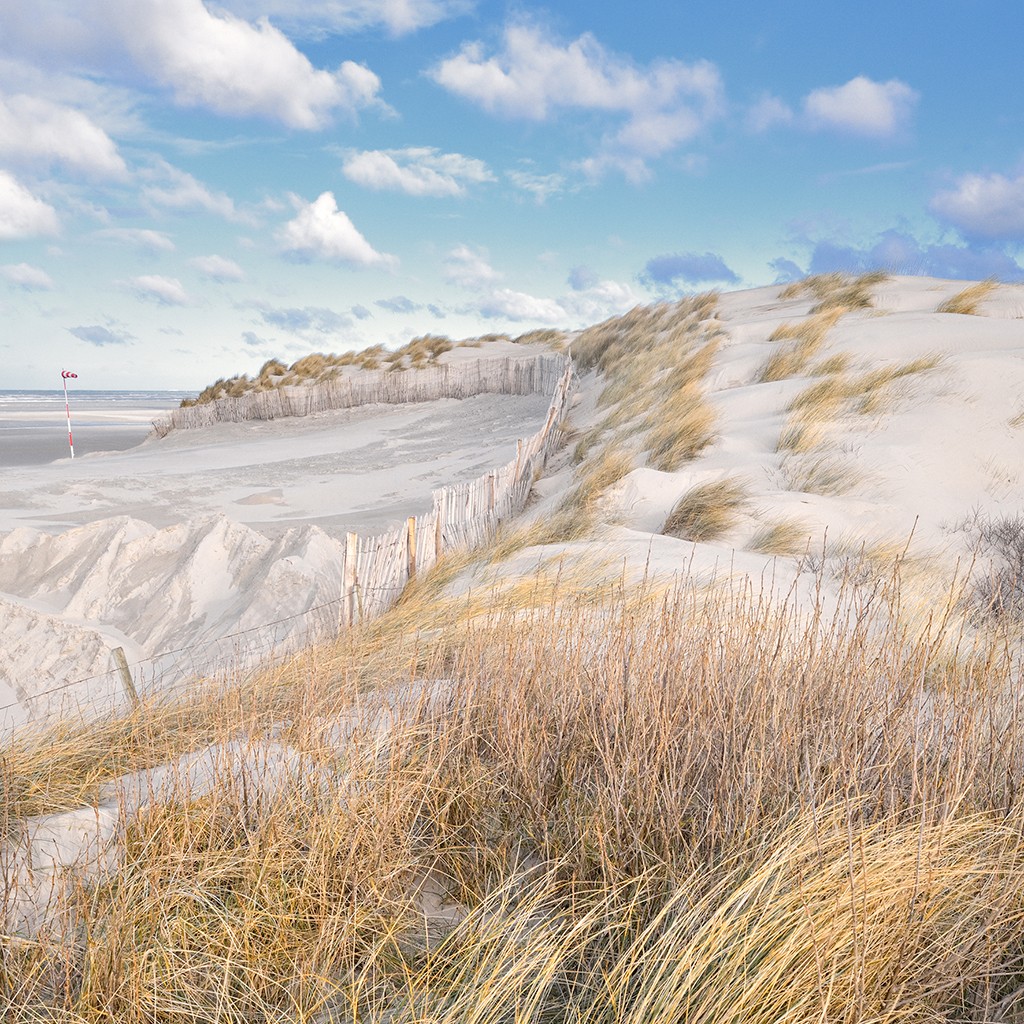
<box><xmin>749</xmin><ymin>517</ymin><xmax>812</xmax><ymax>556</ymax></box>
<box><xmin>937</xmin><ymin>279</ymin><xmax>999</xmax><ymax>315</ymax></box>
<box><xmin>662</xmin><ymin>477</ymin><xmax>748</xmax><ymax>542</ymax></box>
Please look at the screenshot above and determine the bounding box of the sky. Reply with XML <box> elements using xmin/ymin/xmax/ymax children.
<box><xmin>1</xmin><ymin>0</ymin><xmax>1023</xmax><ymax>389</ymax></box>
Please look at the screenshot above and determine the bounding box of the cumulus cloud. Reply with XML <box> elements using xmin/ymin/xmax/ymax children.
<box><xmin>443</xmin><ymin>244</ymin><xmax>500</xmax><ymax>288</ymax></box>
<box><xmin>796</xmin><ymin>229</ymin><xmax>1024</xmax><ymax>282</ymax></box>
<box><xmin>930</xmin><ymin>170</ymin><xmax>1024</xmax><ymax>240</ymax></box>
<box><xmin>219</xmin><ymin>0</ymin><xmax>472</xmax><ymax>37</ymax></box>
<box><xmin>640</xmin><ymin>251</ymin><xmax>739</xmax><ymax>288</ymax></box>
<box><xmin>242</xmin><ymin>329</ymin><xmax>272</xmax><ymax>347</ymax></box>
<box><xmin>95</xmin><ymin>227</ymin><xmax>175</xmax><ymax>251</ymax></box>
<box><xmin>375</xmin><ymin>295</ymin><xmax>422</xmax><ymax>313</ymax></box>
<box><xmin>0</xmin><ymin>92</ymin><xmax>127</xmax><ymax>179</ymax></box>
<box><xmin>430</xmin><ymin>22</ymin><xmax>723</xmax><ymax>169</ymax></box>
<box><xmin>803</xmin><ymin>76</ymin><xmax>918</xmax><ymax>138</ymax></box>
<box><xmin>130</xmin><ymin>274</ymin><xmax>190</xmax><ymax>305</ymax></box>
<box><xmin>0</xmin><ymin>170</ymin><xmax>60</xmax><ymax>239</ymax></box>
<box><xmin>111</xmin><ymin>0</ymin><xmax>383</xmax><ymax>129</ymax></box>
<box><xmin>189</xmin><ymin>254</ymin><xmax>245</xmax><ymax>281</ymax></box>
<box><xmin>341</xmin><ymin>146</ymin><xmax>494</xmax><ymax>197</ymax></box>
<box><xmin>68</xmin><ymin>323</ymin><xmax>135</xmax><ymax>346</ymax></box>
<box><xmin>1</xmin><ymin>262</ymin><xmax>55</xmax><ymax>290</ymax></box>
<box><xmin>351</xmin><ymin>304</ymin><xmax>372</xmax><ymax>320</ymax></box>
<box><xmin>476</xmin><ymin>288</ymin><xmax>564</xmax><ymax>324</ymax></box>
<box><xmin>277</xmin><ymin>191</ymin><xmax>395</xmax><ymax>267</ymax></box>
<box><xmin>259</xmin><ymin>305</ymin><xmax>352</xmax><ymax>335</ymax></box>
<box><xmin>142</xmin><ymin>160</ymin><xmax>240</xmax><ymax>220</ymax></box>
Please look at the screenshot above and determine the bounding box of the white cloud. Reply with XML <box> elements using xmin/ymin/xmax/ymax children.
<box><xmin>1</xmin><ymin>262</ymin><xmax>55</xmax><ymax>290</ymax></box>
<box><xmin>190</xmin><ymin>254</ymin><xmax>246</xmax><ymax>281</ymax></box>
<box><xmin>931</xmin><ymin>171</ymin><xmax>1024</xmax><ymax>240</ymax></box>
<box><xmin>746</xmin><ymin>93</ymin><xmax>794</xmax><ymax>133</ymax></box>
<box><xmin>559</xmin><ymin>278</ymin><xmax>639</xmax><ymax>321</ymax></box>
<box><xmin>430</xmin><ymin>23</ymin><xmax>723</xmax><ymax>166</ymax></box>
<box><xmin>506</xmin><ymin>168</ymin><xmax>565</xmax><ymax>203</ymax></box>
<box><xmin>277</xmin><ymin>191</ymin><xmax>395</xmax><ymax>266</ymax></box>
<box><xmin>803</xmin><ymin>76</ymin><xmax>918</xmax><ymax>138</ymax></box>
<box><xmin>476</xmin><ymin>288</ymin><xmax>564</xmax><ymax>323</ymax></box>
<box><xmin>444</xmin><ymin>244</ymin><xmax>500</xmax><ymax>288</ymax></box>
<box><xmin>0</xmin><ymin>170</ymin><xmax>60</xmax><ymax>239</ymax></box>
<box><xmin>218</xmin><ymin>0</ymin><xmax>473</xmax><ymax>37</ymax></box>
<box><xmin>96</xmin><ymin>227</ymin><xmax>176</xmax><ymax>251</ymax></box>
<box><xmin>341</xmin><ymin>147</ymin><xmax>494</xmax><ymax>197</ymax></box>
<box><xmin>130</xmin><ymin>274</ymin><xmax>189</xmax><ymax>305</ymax></box>
<box><xmin>141</xmin><ymin>160</ymin><xmax>240</xmax><ymax>220</ymax></box>
<box><xmin>111</xmin><ymin>0</ymin><xmax>383</xmax><ymax>129</ymax></box>
<box><xmin>0</xmin><ymin>92</ymin><xmax>127</xmax><ymax>179</ymax></box>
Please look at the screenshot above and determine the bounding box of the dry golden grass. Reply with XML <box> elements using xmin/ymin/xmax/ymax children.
<box><xmin>662</xmin><ymin>477</ymin><xmax>748</xmax><ymax>542</ymax></box>
<box><xmin>782</xmin><ymin>452</ymin><xmax>860</xmax><ymax>496</ymax></box>
<box><xmin>644</xmin><ymin>391</ymin><xmax>717</xmax><ymax>471</ymax></box>
<box><xmin>776</xmin><ymin>355</ymin><xmax>942</xmax><ymax>455</ymax></box>
<box><xmin>1011</xmin><ymin>408</ymin><xmax>1024</xmax><ymax>429</ymax></box>
<box><xmin>749</xmin><ymin>517</ymin><xmax>812</xmax><ymax>556</ymax></box>
<box><xmin>568</xmin><ymin>293</ymin><xmax>722</xmax><ymax>477</ymax></box>
<box><xmin>759</xmin><ymin>308</ymin><xmax>846</xmax><ymax>383</ymax></box>
<box><xmin>5</xmin><ymin>564</ymin><xmax>1024</xmax><ymax>1021</ymax></box>
<box><xmin>513</xmin><ymin>328</ymin><xmax>567</xmax><ymax>347</ymax></box>
<box><xmin>559</xmin><ymin>443</ymin><xmax>634</xmax><ymax>526</ymax></box>
<box><xmin>937</xmin><ymin>278</ymin><xmax>999</xmax><ymax>315</ymax></box>
<box><xmin>780</xmin><ymin>271</ymin><xmax>889</xmax><ymax>313</ymax></box>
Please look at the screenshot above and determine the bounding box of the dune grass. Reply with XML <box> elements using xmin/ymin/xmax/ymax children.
<box><xmin>571</xmin><ymin>294</ymin><xmax>723</xmax><ymax>476</ymax></box>
<box><xmin>937</xmin><ymin>278</ymin><xmax>999</xmax><ymax>315</ymax></box>
<box><xmin>748</xmin><ymin>517</ymin><xmax>812</xmax><ymax>556</ymax></box>
<box><xmin>779</xmin><ymin>270</ymin><xmax>889</xmax><ymax>312</ymax></box>
<box><xmin>662</xmin><ymin>477</ymin><xmax>748</xmax><ymax>542</ymax></box>
<box><xmin>781</xmin><ymin>451</ymin><xmax>861</xmax><ymax>496</ymax></box>
<box><xmin>4</xmin><ymin>563</ymin><xmax>1024</xmax><ymax>1021</ymax></box>
<box><xmin>776</xmin><ymin>355</ymin><xmax>943</xmax><ymax>463</ymax></box>
<box><xmin>758</xmin><ymin>308</ymin><xmax>846</xmax><ymax>383</ymax></box>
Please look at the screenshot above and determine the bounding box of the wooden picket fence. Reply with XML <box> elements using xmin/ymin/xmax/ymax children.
<box><xmin>340</xmin><ymin>356</ymin><xmax>575</xmax><ymax>624</ymax></box>
<box><xmin>154</xmin><ymin>352</ymin><xmax>569</xmax><ymax>433</ymax></box>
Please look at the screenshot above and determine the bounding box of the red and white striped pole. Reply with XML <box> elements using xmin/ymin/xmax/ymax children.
<box><xmin>61</xmin><ymin>370</ymin><xmax>78</xmax><ymax>459</ymax></box>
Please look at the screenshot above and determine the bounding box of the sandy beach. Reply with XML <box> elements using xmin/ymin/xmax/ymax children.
<box><xmin>0</xmin><ymin>391</ymin><xmax>190</xmax><ymax>468</ymax></box>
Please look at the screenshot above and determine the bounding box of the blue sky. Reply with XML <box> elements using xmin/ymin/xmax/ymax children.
<box><xmin>1</xmin><ymin>0</ymin><xmax>1022</xmax><ymax>389</ymax></box>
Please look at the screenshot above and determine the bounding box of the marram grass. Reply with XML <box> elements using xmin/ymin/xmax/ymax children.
<box><xmin>5</xmin><ymin>561</ymin><xmax>1024</xmax><ymax>1021</ymax></box>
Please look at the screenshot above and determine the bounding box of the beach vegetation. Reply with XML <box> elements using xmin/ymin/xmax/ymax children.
<box><xmin>7</xmin><ymin>554</ymin><xmax>1023</xmax><ymax>1021</ymax></box>
<box><xmin>937</xmin><ymin>279</ymin><xmax>998</xmax><ymax>315</ymax></box>
<box><xmin>748</xmin><ymin>516</ymin><xmax>812</xmax><ymax>556</ymax></box>
<box><xmin>662</xmin><ymin>477</ymin><xmax>748</xmax><ymax>542</ymax></box>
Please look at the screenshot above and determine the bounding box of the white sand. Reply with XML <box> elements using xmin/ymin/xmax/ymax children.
<box><xmin>0</xmin><ymin>390</ymin><xmax>550</xmax><ymax>729</ymax></box>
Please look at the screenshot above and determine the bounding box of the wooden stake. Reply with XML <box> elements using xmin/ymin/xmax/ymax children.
<box><xmin>406</xmin><ymin>516</ymin><xmax>417</xmax><ymax>579</ymax></box>
<box><xmin>345</xmin><ymin>531</ymin><xmax>358</xmax><ymax>625</ymax></box>
<box><xmin>112</xmin><ymin>646</ymin><xmax>140</xmax><ymax>708</ymax></box>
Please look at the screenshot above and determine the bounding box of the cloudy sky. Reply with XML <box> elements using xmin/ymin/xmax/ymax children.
<box><xmin>2</xmin><ymin>0</ymin><xmax>1022</xmax><ymax>389</ymax></box>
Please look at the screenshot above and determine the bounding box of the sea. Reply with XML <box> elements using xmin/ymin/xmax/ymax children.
<box><xmin>0</xmin><ymin>390</ymin><xmax>193</xmax><ymax>469</ymax></box>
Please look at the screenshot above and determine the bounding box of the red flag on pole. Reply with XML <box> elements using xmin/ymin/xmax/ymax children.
<box><xmin>61</xmin><ymin>369</ymin><xmax>77</xmax><ymax>458</ymax></box>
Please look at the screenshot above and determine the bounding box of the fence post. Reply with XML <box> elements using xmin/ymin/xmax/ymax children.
<box><xmin>112</xmin><ymin>646</ymin><xmax>140</xmax><ymax>708</ymax></box>
<box><xmin>345</xmin><ymin>531</ymin><xmax>358</xmax><ymax>626</ymax></box>
<box><xmin>406</xmin><ymin>516</ymin><xmax>417</xmax><ymax>580</ymax></box>
<box><xmin>435</xmin><ymin>499</ymin><xmax>445</xmax><ymax>560</ymax></box>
